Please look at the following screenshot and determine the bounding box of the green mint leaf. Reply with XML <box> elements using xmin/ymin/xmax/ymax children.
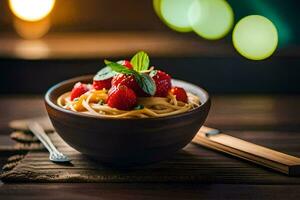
<box><xmin>133</xmin><ymin>104</ymin><xmax>144</xmax><ymax>110</ymax></box>
<box><xmin>149</xmin><ymin>70</ymin><xmax>157</xmax><ymax>77</ymax></box>
<box><xmin>104</xmin><ymin>58</ymin><xmax>156</xmax><ymax>95</ymax></box>
<box><xmin>94</xmin><ymin>66</ymin><xmax>117</xmax><ymax>81</ymax></box>
<box><xmin>104</xmin><ymin>60</ymin><xmax>135</xmax><ymax>75</ymax></box>
<box><xmin>130</xmin><ymin>51</ymin><xmax>150</xmax><ymax>72</ymax></box>
<box><xmin>134</xmin><ymin>73</ymin><xmax>156</xmax><ymax>96</ymax></box>
<box><xmin>98</xmin><ymin>100</ymin><xmax>104</xmax><ymax>105</ymax></box>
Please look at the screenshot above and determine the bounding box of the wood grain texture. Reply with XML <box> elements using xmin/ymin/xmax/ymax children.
<box><xmin>1</xmin><ymin>96</ymin><xmax>300</xmax><ymax>199</ymax></box>
<box><xmin>1</xmin><ymin>184</ymin><xmax>300</xmax><ymax>200</ymax></box>
<box><xmin>194</xmin><ymin>128</ymin><xmax>300</xmax><ymax>176</ymax></box>
<box><xmin>8</xmin><ymin>118</ymin><xmax>300</xmax><ymax>176</ymax></box>
<box><xmin>206</xmin><ymin>95</ymin><xmax>300</xmax><ymax>130</ymax></box>
<box><xmin>2</xmin><ymin>132</ymin><xmax>300</xmax><ymax>184</ymax></box>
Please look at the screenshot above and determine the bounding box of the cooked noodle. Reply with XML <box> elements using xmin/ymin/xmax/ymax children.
<box><xmin>57</xmin><ymin>89</ymin><xmax>200</xmax><ymax>118</ymax></box>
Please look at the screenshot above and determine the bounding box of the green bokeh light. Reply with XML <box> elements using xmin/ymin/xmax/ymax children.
<box><xmin>153</xmin><ymin>0</ymin><xmax>190</xmax><ymax>32</ymax></box>
<box><xmin>231</xmin><ymin>0</ymin><xmax>291</xmax><ymax>47</ymax></box>
<box><xmin>188</xmin><ymin>0</ymin><xmax>234</xmax><ymax>40</ymax></box>
<box><xmin>160</xmin><ymin>0</ymin><xmax>193</xmax><ymax>32</ymax></box>
<box><xmin>153</xmin><ymin>0</ymin><xmax>163</xmax><ymax>19</ymax></box>
<box><xmin>232</xmin><ymin>15</ymin><xmax>278</xmax><ymax>60</ymax></box>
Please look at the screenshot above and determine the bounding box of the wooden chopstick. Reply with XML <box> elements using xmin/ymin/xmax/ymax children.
<box><xmin>193</xmin><ymin>126</ymin><xmax>300</xmax><ymax>176</ymax></box>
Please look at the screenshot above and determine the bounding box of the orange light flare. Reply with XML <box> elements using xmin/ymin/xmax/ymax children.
<box><xmin>8</xmin><ymin>0</ymin><xmax>56</xmax><ymax>39</ymax></box>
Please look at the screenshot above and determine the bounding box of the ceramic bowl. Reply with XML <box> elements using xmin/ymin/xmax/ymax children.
<box><xmin>45</xmin><ymin>75</ymin><xmax>210</xmax><ymax>167</ymax></box>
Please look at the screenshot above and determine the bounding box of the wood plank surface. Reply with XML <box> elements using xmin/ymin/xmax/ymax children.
<box><xmin>1</xmin><ymin>183</ymin><xmax>300</xmax><ymax>200</ymax></box>
<box><xmin>2</xmin><ymin>132</ymin><xmax>300</xmax><ymax>184</ymax></box>
<box><xmin>0</xmin><ymin>96</ymin><xmax>300</xmax><ymax>199</ymax></box>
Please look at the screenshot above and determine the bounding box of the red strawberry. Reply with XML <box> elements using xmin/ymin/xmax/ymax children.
<box><xmin>152</xmin><ymin>70</ymin><xmax>171</xmax><ymax>97</ymax></box>
<box><xmin>111</xmin><ymin>74</ymin><xmax>148</xmax><ymax>96</ymax></box>
<box><xmin>111</xmin><ymin>74</ymin><xmax>137</xmax><ymax>89</ymax></box>
<box><xmin>122</xmin><ymin>60</ymin><xmax>133</xmax><ymax>69</ymax></box>
<box><xmin>92</xmin><ymin>59</ymin><xmax>131</xmax><ymax>91</ymax></box>
<box><xmin>70</xmin><ymin>82</ymin><xmax>89</xmax><ymax>100</ymax></box>
<box><xmin>170</xmin><ymin>87</ymin><xmax>188</xmax><ymax>103</ymax></box>
<box><xmin>107</xmin><ymin>85</ymin><xmax>137</xmax><ymax>110</ymax></box>
<box><xmin>93</xmin><ymin>78</ymin><xmax>112</xmax><ymax>90</ymax></box>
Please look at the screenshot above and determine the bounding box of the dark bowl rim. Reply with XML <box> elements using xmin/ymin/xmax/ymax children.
<box><xmin>45</xmin><ymin>75</ymin><xmax>210</xmax><ymax>121</ymax></box>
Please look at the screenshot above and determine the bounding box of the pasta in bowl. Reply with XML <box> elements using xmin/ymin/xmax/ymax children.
<box><xmin>45</xmin><ymin>51</ymin><xmax>210</xmax><ymax>167</ymax></box>
<box><xmin>57</xmin><ymin>86</ymin><xmax>200</xmax><ymax>118</ymax></box>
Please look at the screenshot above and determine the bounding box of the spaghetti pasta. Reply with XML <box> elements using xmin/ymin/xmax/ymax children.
<box><xmin>57</xmin><ymin>89</ymin><xmax>200</xmax><ymax>118</ymax></box>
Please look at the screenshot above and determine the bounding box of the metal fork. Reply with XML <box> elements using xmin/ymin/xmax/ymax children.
<box><xmin>28</xmin><ymin>121</ymin><xmax>71</xmax><ymax>163</ymax></box>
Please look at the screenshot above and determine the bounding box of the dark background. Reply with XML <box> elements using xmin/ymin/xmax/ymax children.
<box><xmin>0</xmin><ymin>0</ymin><xmax>299</xmax><ymax>94</ymax></box>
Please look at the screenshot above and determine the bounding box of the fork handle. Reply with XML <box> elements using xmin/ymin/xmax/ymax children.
<box><xmin>28</xmin><ymin>122</ymin><xmax>57</xmax><ymax>154</ymax></box>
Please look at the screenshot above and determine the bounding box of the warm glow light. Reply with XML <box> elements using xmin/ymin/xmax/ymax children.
<box><xmin>232</xmin><ymin>15</ymin><xmax>278</xmax><ymax>60</ymax></box>
<box><xmin>14</xmin><ymin>40</ymin><xmax>50</xmax><ymax>59</ymax></box>
<box><xmin>188</xmin><ymin>0</ymin><xmax>234</xmax><ymax>40</ymax></box>
<box><xmin>9</xmin><ymin>0</ymin><xmax>55</xmax><ymax>22</ymax></box>
<box><xmin>13</xmin><ymin>17</ymin><xmax>50</xmax><ymax>39</ymax></box>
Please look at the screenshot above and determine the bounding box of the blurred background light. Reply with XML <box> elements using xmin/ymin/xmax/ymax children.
<box><xmin>9</xmin><ymin>0</ymin><xmax>55</xmax><ymax>22</ymax></box>
<box><xmin>232</xmin><ymin>15</ymin><xmax>278</xmax><ymax>60</ymax></box>
<box><xmin>8</xmin><ymin>0</ymin><xmax>56</xmax><ymax>39</ymax></box>
<box><xmin>188</xmin><ymin>0</ymin><xmax>234</xmax><ymax>40</ymax></box>
<box><xmin>153</xmin><ymin>0</ymin><xmax>163</xmax><ymax>20</ymax></box>
<box><xmin>14</xmin><ymin>40</ymin><xmax>50</xmax><ymax>59</ymax></box>
<box><xmin>153</xmin><ymin>0</ymin><xmax>180</xmax><ymax>32</ymax></box>
<box><xmin>13</xmin><ymin>17</ymin><xmax>51</xmax><ymax>39</ymax></box>
<box><xmin>229</xmin><ymin>0</ymin><xmax>291</xmax><ymax>47</ymax></box>
<box><xmin>160</xmin><ymin>0</ymin><xmax>193</xmax><ymax>32</ymax></box>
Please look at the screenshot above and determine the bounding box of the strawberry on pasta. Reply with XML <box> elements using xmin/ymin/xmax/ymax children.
<box><xmin>57</xmin><ymin>51</ymin><xmax>200</xmax><ymax>118</ymax></box>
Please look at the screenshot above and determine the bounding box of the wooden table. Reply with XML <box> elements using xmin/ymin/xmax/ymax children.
<box><xmin>1</xmin><ymin>95</ymin><xmax>300</xmax><ymax>199</ymax></box>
